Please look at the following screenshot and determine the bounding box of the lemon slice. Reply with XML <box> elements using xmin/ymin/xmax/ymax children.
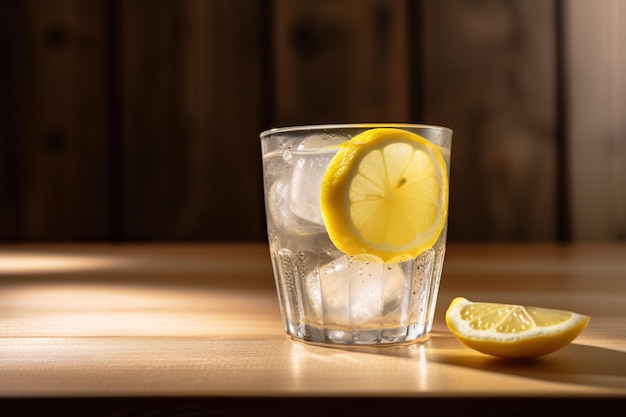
<box><xmin>320</xmin><ymin>128</ymin><xmax>448</xmax><ymax>263</ymax></box>
<box><xmin>445</xmin><ymin>297</ymin><xmax>590</xmax><ymax>359</ymax></box>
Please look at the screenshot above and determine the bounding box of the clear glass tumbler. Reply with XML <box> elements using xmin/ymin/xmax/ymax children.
<box><xmin>260</xmin><ymin>124</ymin><xmax>452</xmax><ymax>346</ymax></box>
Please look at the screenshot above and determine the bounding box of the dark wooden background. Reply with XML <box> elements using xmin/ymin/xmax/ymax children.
<box><xmin>1</xmin><ymin>0</ymin><xmax>624</xmax><ymax>243</ymax></box>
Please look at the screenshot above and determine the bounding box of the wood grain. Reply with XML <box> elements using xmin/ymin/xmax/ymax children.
<box><xmin>5</xmin><ymin>0</ymin><xmax>110</xmax><ymax>240</ymax></box>
<box><xmin>272</xmin><ymin>0</ymin><xmax>410</xmax><ymax>126</ymax></box>
<box><xmin>1</xmin><ymin>0</ymin><xmax>625</xmax><ymax>243</ymax></box>
<box><xmin>566</xmin><ymin>0</ymin><xmax>626</xmax><ymax>240</ymax></box>
<box><xmin>422</xmin><ymin>0</ymin><xmax>558</xmax><ymax>240</ymax></box>
<box><xmin>0</xmin><ymin>242</ymin><xmax>624</xmax><ymax>401</ymax></box>
<box><xmin>121</xmin><ymin>0</ymin><xmax>265</xmax><ymax>240</ymax></box>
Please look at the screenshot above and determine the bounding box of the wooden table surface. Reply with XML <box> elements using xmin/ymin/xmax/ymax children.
<box><xmin>1</xmin><ymin>242</ymin><xmax>625</xmax><ymax>415</ymax></box>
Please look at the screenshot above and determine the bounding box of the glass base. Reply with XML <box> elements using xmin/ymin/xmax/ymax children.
<box><xmin>288</xmin><ymin>324</ymin><xmax>430</xmax><ymax>347</ymax></box>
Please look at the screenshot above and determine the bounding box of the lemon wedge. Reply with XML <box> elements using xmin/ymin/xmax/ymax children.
<box><xmin>320</xmin><ymin>128</ymin><xmax>448</xmax><ymax>263</ymax></box>
<box><xmin>445</xmin><ymin>297</ymin><xmax>590</xmax><ymax>359</ymax></box>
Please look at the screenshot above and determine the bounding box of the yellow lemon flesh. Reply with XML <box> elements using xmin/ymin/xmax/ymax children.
<box><xmin>320</xmin><ymin>128</ymin><xmax>448</xmax><ymax>263</ymax></box>
<box><xmin>445</xmin><ymin>297</ymin><xmax>590</xmax><ymax>359</ymax></box>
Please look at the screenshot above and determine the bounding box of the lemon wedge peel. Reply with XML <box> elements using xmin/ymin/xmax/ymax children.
<box><xmin>320</xmin><ymin>128</ymin><xmax>449</xmax><ymax>263</ymax></box>
<box><xmin>445</xmin><ymin>297</ymin><xmax>590</xmax><ymax>359</ymax></box>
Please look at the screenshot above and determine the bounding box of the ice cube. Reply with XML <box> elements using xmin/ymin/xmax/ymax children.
<box><xmin>268</xmin><ymin>179</ymin><xmax>325</xmax><ymax>237</ymax></box>
<box><xmin>297</xmin><ymin>132</ymin><xmax>345</xmax><ymax>150</ymax></box>
<box><xmin>289</xmin><ymin>147</ymin><xmax>337</xmax><ymax>226</ymax></box>
<box><xmin>306</xmin><ymin>255</ymin><xmax>407</xmax><ymax>325</ymax></box>
<box><xmin>268</xmin><ymin>179</ymin><xmax>290</xmax><ymax>227</ymax></box>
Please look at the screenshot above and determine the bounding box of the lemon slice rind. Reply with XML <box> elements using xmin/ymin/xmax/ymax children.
<box><xmin>445</xmin><ymin>297</ymin><xmax>590</xmax><ymax>359</ymax></box>
<box><xmin>320</xmin><ymin>128</ymin><xmax>448</xmax><ymax>263</ymax></box>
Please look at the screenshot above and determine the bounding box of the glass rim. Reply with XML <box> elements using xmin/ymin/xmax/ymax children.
<box><xmin>260</xmin><ymin>123</ymin><xmax>453</xmax><ymax>138</ymax></box>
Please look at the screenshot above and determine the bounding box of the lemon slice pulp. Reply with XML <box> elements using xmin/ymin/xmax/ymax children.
<box><xmin>445</xmin><ymin>297</ymin><xmax>590</xmax><ymax>359</ymax></box>
<box><xmin>320</xmin><ymin>128</ymin><xmax>448</xmax><ymax>263</ymax></box>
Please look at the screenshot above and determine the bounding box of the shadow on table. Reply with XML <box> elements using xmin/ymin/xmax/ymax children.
<box><xmin>448</xmin><ymin>345</ymin><xmax>626</xmax><ymax>390</ymax></box>
<box><xmin>334</xmin><ymin>331</ymin><xmax>626</xmax><ymax>390</ymax></box>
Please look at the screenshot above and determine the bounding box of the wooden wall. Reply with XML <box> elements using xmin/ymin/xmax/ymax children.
<box><xmin>422</xmin><ymin>0</ymin><xmax>559</xmax><ymax>240</ymax></box>
<box><xmin>566</xmin><ymin>0</ymin><xmax>626</xmax><ymax>240</ymax></box>
<box><xmin>1</xmin><ymin>0</ymin><xmax>267</xmax><ymax>241</ymax></box>
<box><xmin>1</xmin><ymin>0</ymin><xmax>624</xmax><ymax>242</ymax></box>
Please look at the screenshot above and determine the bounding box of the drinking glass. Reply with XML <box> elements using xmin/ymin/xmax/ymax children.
<box><xmin>260</xmin><ymin>124</ymin><xmax>452</xmax><ymax>346</ymax></box>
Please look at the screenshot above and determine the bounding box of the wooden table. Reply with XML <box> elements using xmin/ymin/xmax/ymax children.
<box><xmin>1</xmin><ymin>243</ymin><xmax>625</xmax><ymax>415</ymax></box>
